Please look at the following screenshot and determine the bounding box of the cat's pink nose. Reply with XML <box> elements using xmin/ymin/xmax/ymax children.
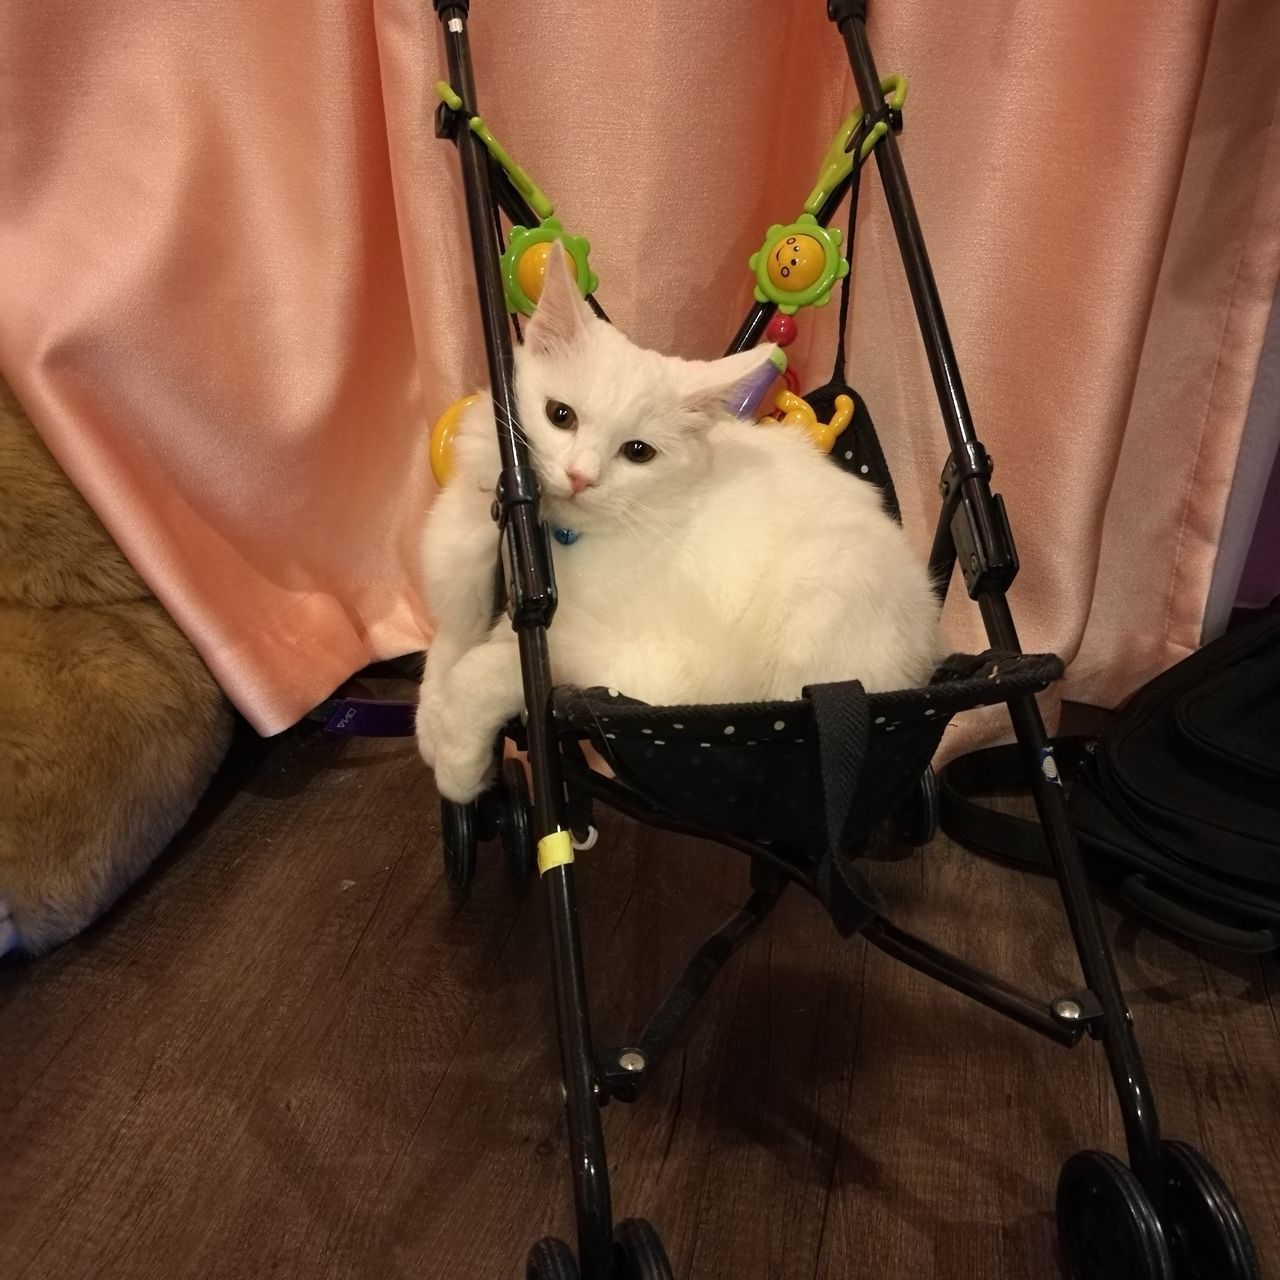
<box><xmin>567</xmin><ymin>470</ymin><xmax>592</xmax><ymax>496</ymax></box>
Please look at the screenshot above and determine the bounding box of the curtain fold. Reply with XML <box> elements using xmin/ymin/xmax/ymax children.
<box><xmin>2</xmin><ymin>1</ymin><xmax>1277</xmax><ymax>736</ymax></box>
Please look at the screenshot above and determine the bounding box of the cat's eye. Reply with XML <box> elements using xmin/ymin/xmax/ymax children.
<box><xmin>545</xmin><ymin>400</ymin><xmax>577</xmax><ymax>430</ymax></box>
<box><xmin>621</xmin><ymin>440</ymin><xmax>657</xmax><ymax>464</ymax></box>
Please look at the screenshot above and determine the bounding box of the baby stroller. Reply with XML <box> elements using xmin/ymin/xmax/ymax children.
<box><xmin>420</xmin><ymin>3</ymin><xmax>1261</xmax><ymax>1277</ymax></box>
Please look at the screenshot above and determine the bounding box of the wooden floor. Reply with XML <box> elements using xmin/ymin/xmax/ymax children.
<box><xmin>3</xmin><ymin>698</ymin><xmax>1278</xmax><ymax>1280</ymax></box>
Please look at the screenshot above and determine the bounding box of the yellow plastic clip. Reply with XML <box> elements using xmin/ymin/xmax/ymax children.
<box><xmin>537</xmin><ymin>830</ymin><xmax>575</xmax><ymax>877</ymax></box>
<box><xmin>773</xmin><ymin>391</ymin><xmax>855</xmax><ymax>454</ymax></box>
<box><xmin>804</xmin><ymin>75</ymin><xmax>908</xmax><ymax>215</ymax></box>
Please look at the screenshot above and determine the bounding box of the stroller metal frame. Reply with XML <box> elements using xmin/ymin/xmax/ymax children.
<box><xmin>430</xmin><ymin>3</ymin><xmax>1257</xmax><ymax>1277</ymax></box>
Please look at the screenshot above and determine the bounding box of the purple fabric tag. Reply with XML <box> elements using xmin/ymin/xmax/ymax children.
<box><xmin>321</xmin><ymin>698</ymin><xmax>416</xmax><ymax>737</ymax></box>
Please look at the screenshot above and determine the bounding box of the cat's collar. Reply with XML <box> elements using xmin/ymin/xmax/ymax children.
<box><xmin>553</xmin><ymin>527</ymin><xmax>580</xmax><ymax>546</ymax></box>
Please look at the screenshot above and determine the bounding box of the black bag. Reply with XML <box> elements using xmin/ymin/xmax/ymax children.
<box><xmin>939</xmin><ymin>600</ymin><xmax>1280</xmax><ymax>954</ymax></box>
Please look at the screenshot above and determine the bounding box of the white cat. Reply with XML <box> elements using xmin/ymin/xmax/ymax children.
<box><xmin>416</xmin><ymin>245</ymin><xmax>943</xmax><ymax>803</ymax></box>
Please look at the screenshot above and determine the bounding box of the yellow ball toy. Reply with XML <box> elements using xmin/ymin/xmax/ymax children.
<box><xmin>500</xmin><ymin>219</ymin><xmax>597</xmax><ymax>317</ymax></box>
<box><xmin>748</xmin><ymin>213</ymin><xmax>849</xmax><ymax>316</ymax></box>
<box><xmin>430</xmin><ymin>392</ymin><xmax>483</xmax><ymax>486</ymax></box>
<box><xmin>515</xmin><ymin>240</ymin><xmax>580</xmax><ymax>306</ymax></box>
<box><xmin>765</xmin><ymin>234</ymin><xmax>827</xmax><ymax>293</ymax></box>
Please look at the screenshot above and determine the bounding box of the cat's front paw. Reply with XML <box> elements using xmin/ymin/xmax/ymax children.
<box><xmin>433</xmin><ymin>731</ymin><xmax>498</xmax><ymax>804</ymax></box>
<box><xmin>414</xmin><ymin>698</ymin><xmax>438</xmax><ymax>769</ymax></box>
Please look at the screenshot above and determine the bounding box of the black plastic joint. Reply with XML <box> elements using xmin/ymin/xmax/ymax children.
<box><xmin>495</xmin><ymin>465</ymin><xmax>541</xmax><ymax>512</ymax></box>
<box><xmin>951</xmin><ymin>490</ymin><xmax>1019</xmax><ymax>598</ymax></box>
<box><xmin>938</xmin><ymin>442</ymin><xmax>992</xmax><ymax>498</ymax></box>
<box><xmin>827</xmin><ymin>0</ymin><xmax>868</xmax><ymax>26</ymax></box>
<box><xmin>434</xmin><ymin>100</ymin><xmax>461</xmax><ymax>142</ymax></box>
<box><xmin>499</xmin><ymin>507</ymin><xmax>557</xmax><ymax>630</ymax></box>
<box><xmin>433</xmin><ymin>0</ymin><xmax>470</xmax><ymax>15</ymax></box>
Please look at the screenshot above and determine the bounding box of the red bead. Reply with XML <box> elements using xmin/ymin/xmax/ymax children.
<box><xmin>765</xmin><ymin>313</ymin><xmax>798</xmax><ymax>347</ymax></box>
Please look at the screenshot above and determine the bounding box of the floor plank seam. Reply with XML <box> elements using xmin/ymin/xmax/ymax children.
<box><xmin>336</xmin><ymin>834</ymin><xmax>413</xmax><ymax>983</ymax></box>
<box><xmin>1257</xmin><ymin>960</ymin><xmax>1280</xmax><ymax>1046</ymax></box>
<box><xmin>655</xmin><ymin>1050</ymin><xmax>688</xmax><ymax>1179</ymax></box>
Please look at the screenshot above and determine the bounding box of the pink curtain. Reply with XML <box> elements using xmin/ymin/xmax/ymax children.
<box><xmin>2</xmin><ymin>1</ymin><xmax>1277</xmax><ymax>736</ymax></box>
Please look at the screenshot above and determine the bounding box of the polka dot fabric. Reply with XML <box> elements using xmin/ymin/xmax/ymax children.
<box><xmin>552</xmin><ymin>651</ymin><xmax>1062</xmax><ymax>858</ymax></box>
<box><xmin>806</xmin><ymin>381</ymin><xmax>902</xmax><ymax>524</ymax></box>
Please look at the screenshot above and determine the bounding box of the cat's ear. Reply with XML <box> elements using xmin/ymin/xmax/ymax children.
<box><xmin>678</xmin><ymin>344</ymin><xmax>779</xmax><ymax>414</ymax></box>
<box><xmin>523</xmin><ymin>240</ymin><xmax>592</xmax><ymax>355</ymax></box>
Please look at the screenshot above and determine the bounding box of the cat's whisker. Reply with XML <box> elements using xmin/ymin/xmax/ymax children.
<box><xmin>609</xmin><ymin>495</ymin><xmax>680</xmax><ymax>541</ymax></box>
<box><xmin>611</xmin><ymin>503</ymin><xmax>682</xmax><ymax>555</ymax></box>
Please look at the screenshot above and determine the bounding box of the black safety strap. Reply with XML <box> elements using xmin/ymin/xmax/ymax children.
<box><xmin>805</xmin><ymin>680</ymin><xmax>884</xmax><ymax>935</ymax></box>
<box><xmin>939</xmin><ymin>735</ymin><xmax>1280</xmax><ymax>954</ymax></box>
<box><xmin>830</xmin><ymin>133</ymin><xmax>863</xmax><ymax>385</ymax></box>
<box><xmin>936</xmin><ymin>737</ymin><xmax>1095</xmax><ymax>870</ymax></box>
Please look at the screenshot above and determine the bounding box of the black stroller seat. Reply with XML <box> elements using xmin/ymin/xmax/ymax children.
<box><xmin>553</xmin><ymin>650</ymin><xmax>1062</xmax><ymax>923</ymax></box>
<box><xmin>547</xmin><ymin>650</ymin><xmax>1062</xmax><ymax>945</ymax></box>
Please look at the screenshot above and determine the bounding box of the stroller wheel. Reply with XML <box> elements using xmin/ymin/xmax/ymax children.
<box><xmin>525</xmin><ymin>1237</ymin><xmax>579</xmax><ymax>1280</ymax></box>
<box><xmin>893</xmin><ymin>765</ymin><xmax>940</xmax><ymax>846</ymax></box>
<box><xmin>440</xmin><ymin>799</ymin><xmax>477</xmax><ymax>890</ymax></box>
<box><xmin>498</xmin><ymin>758</ymin><xmax>535</xmax><ymax>883</ymax></box>
<box><xmin>1057</xmin><ymin>1151</ymin><xmax>1173</xmax><ymax>1280</ymax></box>
<box><xmin>613</xmin><ymin>1218</ymin><xmax>674</xmax><ymax>1280</ymax></box>
<box><xmin>1156</xmin><ymin>1141</ymin><xmax>1260</xmax><ymax>1279</ymax></box>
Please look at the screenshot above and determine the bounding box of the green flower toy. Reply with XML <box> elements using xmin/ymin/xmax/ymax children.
<box><xmin>501</xmin><ymin>219</ymin><xmax>597</xmax><ymax>317</ymax></box>
<box><xmin>747</xmin><ymin>214</ymin><xmax>848</xmax><ymax>315</ymax></box>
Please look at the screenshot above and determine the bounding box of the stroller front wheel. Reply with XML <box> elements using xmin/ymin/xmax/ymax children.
<box><xmin>498</xmin><ymin>758</ymin><xmax>535</xmax><ymax>883</ymax></box>
<box><xmin>893</xmin><ymin>765</ymin><xmax>940</xmax><ymax>846</ymax></box>
<box><xmin>440</xmin><ymin>798</ymin><xmax>477</xmax><ymax>890</ymax></box>
<box><xmin>1155</xmin><ymin>1141</ymin><xmax>1260</xmax><ymax>1279</ymax></box>
<box><xmin>1057</xmin><ymin>1150</ymin><xmax>1173</xmax><ymax>1280</ymax></box>
<box><xmin>613</xmin><ymin>1218</ymin><xmax>674</xmax><ymax>1280</ymax></box>
<box><xmin>525</xmin><ymin>1237</ymin><xmax>579</xmax><ymax>1280</ymax></box>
